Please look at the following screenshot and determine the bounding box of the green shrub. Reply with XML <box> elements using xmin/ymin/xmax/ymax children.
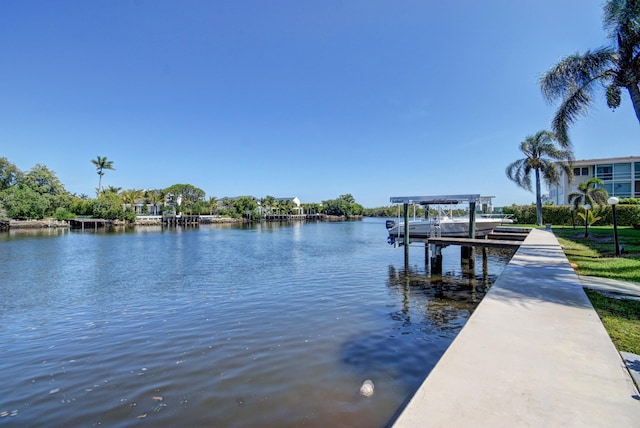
<box><xmin>502</xmin><ymin>204</ymin><xmax>640</xmax><ymax>226</ymax></box>
<box><xmin>54</xmin><ymin>207</ymin><xmax>75</xmax><ymax>220</ymax></box>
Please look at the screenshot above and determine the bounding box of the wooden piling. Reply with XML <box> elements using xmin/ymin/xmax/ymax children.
<box><xmin>403</xmin><ymin>203</ymin><xmax>410</xmax><ymax>268</ymax></box>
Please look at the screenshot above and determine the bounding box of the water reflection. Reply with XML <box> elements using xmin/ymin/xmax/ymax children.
<box><xmin>0</xmin><ymin>219</ymin><xmax>515</xmax><ymax>427</ymax></box>
<box><xmin>0</xmin><ymin>227</ymin><xmax>69</xmax><ymax>241</ymax></box>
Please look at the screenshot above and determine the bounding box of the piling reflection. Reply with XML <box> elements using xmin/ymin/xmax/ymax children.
<box><xmin>387</xmin><ymin>247</ymin><xmax>515</xmax><ymax>328</ymax></box>
<box><xmin>387</xmin><ymin>265</ymin><xmax>486</xmax><ymax>327</ymax></box>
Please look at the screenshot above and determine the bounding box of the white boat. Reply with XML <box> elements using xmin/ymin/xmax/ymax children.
<box><xmin>386</xmin><ymin>216</ymin><xmax>501</xmax><ymax>242</ymax></box>
<box><xmin>386</xmin><ymin>194</ymin><xmax>505</xmax><ymax>245</ymax></box>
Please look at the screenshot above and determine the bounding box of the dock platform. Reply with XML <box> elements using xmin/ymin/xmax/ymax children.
<box><xmin>392</xmin><ymin>228</ymin><xmax>640</xmax><ymax>427</ymax></box>
<box><xmin>424</xmin><ymin>236</ymin><xmax>522</xmax><ymax>249</ymax></box>
<box><xmin>68</xmin><ymin>218</ymin><xmax>109</xmax><ymax>230</ymax></box>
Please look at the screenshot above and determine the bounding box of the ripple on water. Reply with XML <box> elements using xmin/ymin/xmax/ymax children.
<box><xmin>0</xmin><ymin>219</ymin><xmax>514</xmax><ymax>426</ymax></box>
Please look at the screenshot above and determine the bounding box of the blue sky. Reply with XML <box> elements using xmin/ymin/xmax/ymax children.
<box><xmin>1</xmin><ymin>0</ymin><xmax>638</xmax><ymax>208</ymax></box>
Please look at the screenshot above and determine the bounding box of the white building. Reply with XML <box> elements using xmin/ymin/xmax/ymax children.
<box><xmin>548</xmin><ymin>156</ymin><xmax>640</xmax><ymax>205</ymax></box>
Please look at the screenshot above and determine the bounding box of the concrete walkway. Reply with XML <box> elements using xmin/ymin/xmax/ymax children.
<box><xmin>579</xmin><ymin>275</ymin><xmax>640</xmax><ymax>301</ymax></box>
<box><xmin>393</xmin><ymin>229</ymin><xmax>640</xmax><ymax>427</ymax></box>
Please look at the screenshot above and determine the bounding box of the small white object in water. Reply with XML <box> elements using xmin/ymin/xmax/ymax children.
<box><xmin>360</xmin><ymin>379</ymin><xmax>374</xmax><ymax>397</ymax></box>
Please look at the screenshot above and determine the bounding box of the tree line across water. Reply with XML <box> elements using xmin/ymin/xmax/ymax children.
<box><xmin>0</xmin><ymin>156</ymin><xmax>365</xmax><ymax>221</ymax></box>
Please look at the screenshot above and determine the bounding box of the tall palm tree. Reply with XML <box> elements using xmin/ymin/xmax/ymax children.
<box><xmin>506</xmin><ymin>130</ymin><xmax>574</xmax><ymax>226</ymax></box>
<box><xmin>568</xmin><ymin>177</ymin><xmax>609</xmax><ymax>209</ymax></box>
<box><xmin>540</xmin><ymin>0</ymin><xmax>640</xmax><ymax>146</ymax></box>
<box><xmin>90</xmin><ymin>156</ymin><xmax>115</xmax><ymax>194</ymax></box>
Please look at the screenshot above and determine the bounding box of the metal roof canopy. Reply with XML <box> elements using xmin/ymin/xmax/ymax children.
<box><xmin>390</xmin><ymin>194</ymin><xmax>486</xmax><ymax>205</ymax></box>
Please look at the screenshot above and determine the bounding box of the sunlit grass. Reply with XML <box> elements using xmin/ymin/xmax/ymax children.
<box><xmin>584</xmin><ymin>289</ymin><xmax>640</xmax><ymax>354</ymax></box>
<box><xmin>553</xmin><ymin>226</ymin><xmax>640</xmax><ymax>283</ymax></box>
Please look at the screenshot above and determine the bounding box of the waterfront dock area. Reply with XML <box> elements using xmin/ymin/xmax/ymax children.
<box><xmin>420</xmin><ymin>236</ymin><xmax>522</xmax><ymax>249</ymax></box>
<box><xmin>393</xmin><ymin>228</ymin><xmax>640</xmax><ymax>427</ymax></box>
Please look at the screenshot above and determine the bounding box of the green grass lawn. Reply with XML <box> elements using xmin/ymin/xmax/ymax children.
<box><xmin>553</xmin><ymin>225</ymin><xmax>640</xmax><ymax>282</ymax></box>
<box><xmin>551</xmin><ymin>225</ymin><xmax>640</xmax><ymax>354</ymax></box>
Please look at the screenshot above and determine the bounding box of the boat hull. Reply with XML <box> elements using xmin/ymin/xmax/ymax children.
<box><xmin>386</xmin><ymin>218</ymin><xmax>500</xmax><ymax>240</ymax></box>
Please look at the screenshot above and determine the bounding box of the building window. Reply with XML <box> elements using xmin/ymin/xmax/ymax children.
<box><xmin>613</xmin><ymin>182</ymin><xmax>632</xmax><ymax>198</ymax></box>
<box><xmin>573</xmin><ymin>167</ymin><xmax>590</xmax><ymax>176</ymax></box>
<box><xmin>596</xmin><ymin>165</ymin><xmax>613</xmax><ymax>180</ymax></box>
<box><xmin>635</xmin><ymin>162</ymin><xmax>640</xmax><ymax>180</ymax></box>
<box><xmin>614</xmin><ymin>163</ymin><xmax>632</xmax><ymax>180</ymax></box>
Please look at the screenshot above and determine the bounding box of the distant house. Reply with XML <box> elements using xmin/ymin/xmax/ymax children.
<box><xmin>123</xmin><ymin>200</ymin><xmax>163</xmax><ymax>215</ymax></box>
<box><xmin>548</xmin><ymin>156</ymin><xmax>640</xmax><ymax>205</ymax></box>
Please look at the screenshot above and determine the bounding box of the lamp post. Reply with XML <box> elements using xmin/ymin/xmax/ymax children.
<box><xmin>608</xmin><ymin>196</ymin><xmax>620</xmax><ymax>256</ymax></box>
<box><xmin>583</xmin><ymin>204</ymin><xmax>591</xmax><ymax>238</ymax></box>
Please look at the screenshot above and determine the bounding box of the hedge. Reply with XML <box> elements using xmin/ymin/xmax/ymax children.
<box><xmin>501</xmin><ymin>204</ymin><xmax>640</xmax><ymax>226</ymax></box>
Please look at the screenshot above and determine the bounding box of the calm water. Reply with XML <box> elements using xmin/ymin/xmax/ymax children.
<box><xmin>0</xmin><ymin>218</ymin><xmax>514</xmax><ymax>427</ymax></box>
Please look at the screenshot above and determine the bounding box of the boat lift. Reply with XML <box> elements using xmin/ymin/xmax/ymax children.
<box><xmin>389</xmin><ymin>194</ymin><xmax>497</xmax><ymax>274</ymax></box>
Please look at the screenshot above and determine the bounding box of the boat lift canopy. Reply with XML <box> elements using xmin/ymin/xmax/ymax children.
<box><xmin>390</xmin><ymin>194</ymin><xmax>493</xmax><ymax>206</ymax></box>
<box><xmin>389</xmin><ymin>195</ymin><xmax>495</xmax><ymax>243</ymax></box>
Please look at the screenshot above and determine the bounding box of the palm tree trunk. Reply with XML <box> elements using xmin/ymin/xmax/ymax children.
<box><xmin>626</xmin><ymin>83</ymin><xmax>640</xmax><ymax>124</ymax></box>
<box><xmin>535</xmin><ymin>168</ymin><xmax>543</xmax><ymax>226</ymax></box>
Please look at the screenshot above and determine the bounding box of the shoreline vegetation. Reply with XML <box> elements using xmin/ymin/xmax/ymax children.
<box><xmin>0</xmin><ymin>157</ymin><xmax>368</xmax><ymax>224</ymax></box>
<box><xmin>5</xmin><ymin>215</ymin><xmax>364</xmax><ymax>229</ymax></box>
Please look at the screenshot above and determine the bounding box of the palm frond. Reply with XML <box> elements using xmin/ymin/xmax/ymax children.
<box><xmin>550</xmin><ymin>86</ymin><xmax>593</xmax><ymax>146</ymax></box>
<box><xmin>541</xmin><ymin>48</ymin><xmax>615</xmax><ymax>98</ymax></box>
<box><xmin>604</xmin><ymin>0</ymin><xmax>640</xmax><ymax>47</ymax></box>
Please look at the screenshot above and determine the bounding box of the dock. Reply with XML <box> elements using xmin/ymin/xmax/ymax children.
<box><xmin>162</xmin><ymin>214</ymin><xmax>200</xmax><ymax>226</ymax></box>
<box><xmin>425</xmin><ymin>236</ymin><xmax>522</xmax><ymax>249</ymax></box>
<box><xmin>68</xmin><ymin>218</ymin><xmax>110</xmax><ymax>230</ymax></box>
<box><xmin>392</xmin><ymin>228</ymin><xmax>640</xmax><ymax>426</ymax></box>
<box><xmin>264</xmin><ymin>214</ymin><xmax>326</xmax><ymax>221</ymax></box>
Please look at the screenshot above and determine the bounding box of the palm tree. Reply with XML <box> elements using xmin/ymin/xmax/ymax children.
<box><xmin>145</xmin><ymin>189</ymin><xmax>165</xmax><ymax>215</ymax></box>
<box><xmin>207</xmin><ymin>196</ymin><xmax>218</xmax><ymax>215</ymax></box>
<box><xmin>103</xmin><ymin>185</ymin><xmax>122</xmax><ymax>194</ymax></box>
<box><xmin>261</xmin><ymin>195</ymin><xmax>276</xmax><ymax>216</ymax></box>
<box><xmin>90</xmin><ymin>156</ymin><xmax>115</xmax><ymax>194</ymax></box>
<box><xmin>570</xmin><ymin>178</ymin><xmax>608</xmax><ymax>237</ymax></box>
<box><xmin>506</xmin><ymin>130</ymin><xmax>573</xmax><ymax>226</ymax></box>
<box><xmin>120</xmin><ymin>189</ymin><xmax>143</xmax><ymax>214</ymax></box>
<box><xmin>568</xmin><ymin>177</ymin><xmax>609</xmax><ymax>209</ymax></box>
<box><xmin>540</xmin><ymin>0</ymin><xmax>640</xmax><ymax>146</ymax></box>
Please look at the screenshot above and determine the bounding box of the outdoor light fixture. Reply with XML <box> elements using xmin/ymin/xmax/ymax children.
<box><xmin>583</xmin><ymin>204</ymin><xmax>591</xmax><ymax>238</ymax></box>
<box><xmin>608</xmin><ymin>196</ymin><xmax>620</xmax><ymax>256</ymax></box>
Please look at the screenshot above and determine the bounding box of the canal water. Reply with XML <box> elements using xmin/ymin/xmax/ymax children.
<box><xmin>0</xmin><ymin>218</ymin><xmax>514</xmax><ymax>427</ymax></box>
